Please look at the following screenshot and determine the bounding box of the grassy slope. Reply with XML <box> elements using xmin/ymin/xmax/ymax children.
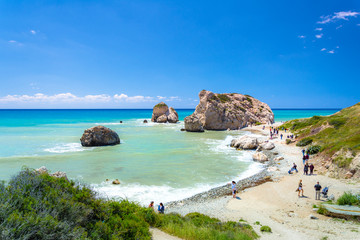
<box><xmin>0</xmin><ymin>169</ymin><xmax>258</xmax><ymax>240</ymax></box>
<box><xmin>281</xmin><ymin>103</ymin><xmax>360</xmax><ymax>167</ymax></box>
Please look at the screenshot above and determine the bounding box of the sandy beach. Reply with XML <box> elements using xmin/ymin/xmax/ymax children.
<box><xmin>166</xmin><ymin>123</ymin><xmax>360</xmax><ymax>240</ymax></box>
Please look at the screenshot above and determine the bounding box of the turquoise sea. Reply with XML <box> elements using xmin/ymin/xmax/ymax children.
<box><xmin>0</xmin><ymin>109</ymin><xmax>339</xmax><ymax>204</ymax></box>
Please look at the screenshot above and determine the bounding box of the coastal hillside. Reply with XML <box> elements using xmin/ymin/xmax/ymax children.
<box><xmin>185</xmin><ymin>90</ymin><xmax>274</xmax><ymax>131</ymax></box>
<box><xmin>282</xmin><ymin>102</ymin><xmax>360</xmax><ymax>179</ymax></box>
<box><xmin>0</xmin><ymin>168</ymin><xmax>258</xmax><ymax>240</ymax></box>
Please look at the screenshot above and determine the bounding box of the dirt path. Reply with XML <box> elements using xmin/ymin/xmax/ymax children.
<box><xmin>150</xmin><ymin>228</ymin><xmax>183</xmax><ymax>240</ymax></box>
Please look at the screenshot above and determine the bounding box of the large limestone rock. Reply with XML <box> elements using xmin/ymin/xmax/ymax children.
<box><xmin>252</xmin><ymin>152</ymin><xmax>269</xmax><ymax>163</ymax></box>
<box><xmin>230</xmin><ymin>135</ymin><xmax>259</xmax><ymax>150</ymax></box>
<box><xmin>184</xmin><ymin>90</ymin><xmax>274</xmax><ymax>131</ymax></box>
<box><xmin>80</xmin><ymin>126</ymin><xmax>120</xmax><ymax>147</ymax></box>
<box><xmin>151</xmin><ymin>102</ymin><xmax>179</xmax><ymax>123</ymax></box>
<box><xmin>259</xmin><ymin>142</ymin><xmax>275</xmax><ymax>150</ymax></box>
<box><xmin>184</xmin><ymin>115</ymin><xmax>204</xmax><ymax>132</ymax></box>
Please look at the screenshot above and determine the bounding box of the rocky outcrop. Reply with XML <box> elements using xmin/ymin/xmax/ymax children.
<box><xmin>151</xmin><ymin>102</ymin><xmax>179</xmax><ymax>123</ymax></box>
<box><xmin>259</xmin><ymin>142</ymin><xmax>275</xmax><ymax>150</ymax></box>
<box><xmin>35</xmin><ymin>166</ymin><xmax>68</xmax><ymax>181</ymax></box>
<box><xmin>112</xmin><ymin>179</ymin><xmax>121</xmax><ymax>185</ymax></box>
<box><xmin>80</xmin><ymin>126</ymin><xmax>120</xmax><ymax>147</ymax></box>
<box><xmin>230</xmin><ymin>135</ymin><xmax>260</xmax><ymax>150</ymax></box>
<box><xmin>184</xmin><ymin>90</ymin><xmax>274</xmax><ymax>131</ymax></box>
<box><xmin>252</xmin><ymin>152</ymin><xmax>269</xmax><ymax>163</ymax></box>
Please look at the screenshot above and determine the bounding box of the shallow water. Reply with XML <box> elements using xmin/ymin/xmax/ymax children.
<box><xmin>0</xmin><ymin>109</ymin><xmax>339</xmax><ymax>204</ymax></box>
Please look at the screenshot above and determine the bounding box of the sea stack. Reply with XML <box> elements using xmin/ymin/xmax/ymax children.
<box><xmin>184</xmin><ymin>90</ymin><xmax>274</xmax><ymax>131</ymax></box>
<box><xmin>151</xmin><ymin>102</ymin><xmax>179</xmax><ymax>123</ymax></box>
<box><xmin>80</xmin><ymin>125</ymin><xmax>120</xmax><ymax>147</ymax></box>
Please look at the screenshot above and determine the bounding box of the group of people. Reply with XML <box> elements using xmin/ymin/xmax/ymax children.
<box><xmin>148</xmin><ymin>201</ymin><xmax>165</xmax><ymax>214</ymax></box>
<box><xmin>297</xmin><ymin>180</ymin><xmax>323</xmax><ymax>200</ymax></box>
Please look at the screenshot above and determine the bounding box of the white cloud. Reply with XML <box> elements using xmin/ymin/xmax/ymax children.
<box><xmin>0</xmin><ymin>93</ymin><xmax>111</xmax><ymax>103</ymax></box>
<box><xmin>336</xmin><ymin>46</ymin><xmax>340</xmax><ymax>48</ymax></box>
<box><xmin>318</xmin><ymin>11</ymin><xmax>360</xmax><ymax>24</ymax></box>
<box><xmin>298</xmin><ymin>35</ymin><xmax>306</xmax><ymax>39</ymax></box>
<box><xmin>321</xmin><ymin>48</ymin><xmax>327</xmax><ymax>51</ymax></box>
<box><xmin>157</xmin><ymin>96</ymin><xmax>166</xmax><ymax>100</ymax></box>
<box><xmin>315</xmin><ymin>33</ymin><xmax>323</xmax><ymax>39</ymax></box>
<box><xmin>30</xmin><ymin>30</ymin><xmax>36</xmax><ymax>35</ymax></box>
<box><xmin>328</xmin><ymin>50</ymin><xmax>335</xmax><ymax>54</ymax></box>
<box><xmin>8</xmin><ymin>40</ymin><xmax>17</xmax><ymax>43</ymax></box>
<box><xmin>113</xmin><ymin>94</ymin><xmax>154</xmax><ymax>103</ymax></box>
<box><xmin>336</xmin><ymin>25</ymin><xmax>343</xmax><ymax>29</ymax></box>
<box><xmin>315</xmin><ymin>28</ymin><xmax>323</xmax><ymax>31</ymax></box>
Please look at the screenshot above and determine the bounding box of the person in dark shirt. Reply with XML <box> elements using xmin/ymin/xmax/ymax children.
<box><xmin>304</xmin><ymin>163</ymin><xmax>309</xmax><ymax>175</ymax></box>
<box><xmin>309</xmin><ymin>164</ymin><xmax>315</xmax><ymax>175</ymax></box>
<box><xmin>314</xmin><ymin>182</ymin><xmax>322</xmax><ymax>200</ymax></box>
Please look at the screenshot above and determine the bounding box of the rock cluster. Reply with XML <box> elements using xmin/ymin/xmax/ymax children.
<box><xmin>230</xmin><ymin>135</ymin><xmax>261</xmax><ymax>150</ymax></box>
<box><xmin>151</xmin><ymin>102</ymin><xmax>179</xmax><ymax>123</ymax></box>
<box><xmin>184</xmin><ymin>90</ymin><xmax>274</xmax><ymax>132</ymax></box>
<box><xmin>80</xmin><ymin>126</ymin><xmax>120</xmax><ymax>147</ymax></box>
<box><xmin>35</xmin><ymin>166</ymin><xmax>68</xmax><ymax>181</ymax></box>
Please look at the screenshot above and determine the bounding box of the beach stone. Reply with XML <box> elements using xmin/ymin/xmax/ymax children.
<box><xmin>112</xmin><ymin>179</ymin><xmax>121</xmax><ymax>185</ymax></box>
<box><xmin>180</xmin><ymin>128</ymin><xmax>186</xmax><ymax>131</ymax></box>
<box><xmin>184</xmin><ymin>90</ymin><xmax>274</xmax><ymax>131</ymax></box>
<box><xmin>309</xmin><ymin>214</ymin><xmax>318</xmax><ymax>219</ymax></box>
<box><xmin>274</xmin><ymin>156</ymin><xmax>284</xmax><ymax>161</ymax></box>
<box><xmin>143</xmin><ymin>120</ymin><xmax>148</xmax><ymax>123</ymax></box>
<box><xmin>184</xmin><ymin>115</ymin><xmax>204</xmax><ymax>132</ymax></box>
<box><xmin>151</xmin><ymin>102</ymin><xmax>179</xmax><ymax>123</ymax></box>
<box><xmin>260</xmin><ymin>142</ymin><xmax>275</xmax><ymax>150</ymax></box>
<box><xmin>252</xmin><ymin>152</ymin><xmax>269</xmax><ymax>162</ymax></box>
<box><xmin>80</xmin><ymin>126</ymin><xmax>120</xmax><ymax>147</ymax></box>
<box><xmin>119</xmin><ymin>121</ymin><xmax>123</xmax><ymax>123</ymax></box>
<box><xmin>231</xmin><ymin>135</ymin><xmax>259</xmax><ymax>149</ymax></box>
<box><xmin>36</xmin><ymin>166</ymin><xmax>48</xmax><ymax>174</ymax></box>
<box><xmin>345</xmin><ymin>171</ymin><xmax>353</xmax><ymax>179</ymax></box>
<box><xmin>51</xmin><ymin>171</ymin><xmax>68</xmax><ymax>180</ymax></box>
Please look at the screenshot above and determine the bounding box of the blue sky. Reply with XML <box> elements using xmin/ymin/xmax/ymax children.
<box><xmin>0</xmin><ymin>0</ymin><xmax>359</xmax><ymax>109</ymax></box>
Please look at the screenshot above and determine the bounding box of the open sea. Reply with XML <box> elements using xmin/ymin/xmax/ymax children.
<box><xmin>0</xmin><ymin>109</ymin><xmax>339</xmax><ymax>205</ymax></box>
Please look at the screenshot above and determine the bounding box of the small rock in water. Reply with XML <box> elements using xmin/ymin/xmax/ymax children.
<box><xmin>143</xmin><ymin>120</ymin><xmax>148</xmax><ymax>123</ymax></box>
<box><xmin>112</xmin><ymin>179</ymin><xmax>121</xmax><ymax>185</ymax></box>
<box><xmin>106</xmin><ymin>179</ymin><xmax>109</xmax><ymax>181</ymax></box>
<box><xmin>227</xmin><ymin>128</ymin><xmax>231</xmax><ymax>131</ymax></box>
<box><xmin>120</xmin><ymin>121</ymin><xmax>123</xmax><ymax>123</ymax></box>
<box><xmin>309</xmin><ymin>214</ymin><xmax>318</xmax><ymax>219</ymax></box>
<box><xmin>274</xmin><ymin>156</ymin><xmax>284</xmax><ymax>161</ymax></box>
<box><xmin>180</xmin><ymin>128</ymin><xmax>186</xmax><ymax>131</ymax></box>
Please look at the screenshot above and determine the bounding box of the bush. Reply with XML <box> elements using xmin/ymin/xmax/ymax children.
<box><xmin>337</xmin><ymin>192</ymin><xmax>360</xmax><ymax>206</ymax></box>
<box><xmin>296</xmin><ymin>138</ymin><xmax>313</xmax><ymax>147</ymax></box>
<box><xmin>260</xmin><ymin>226</ymin><xmax>272</xmax><ymax>232</ymax></box>
<box><xmin>329</xmin><ymin>118</ymin><xmax>346</xmax><ymax>129</ymax></box>
<box><xmin>0</xmin><ymin>168</ymin><xmax>153</xmax><ymax>239</ymax></box>
<box><xmin>333</xmin><ymin>156</ymin><xmax>353</xmax><ymax>168</ymax></box>
<box><xmin>308</xmin><ymin>145</ymin><xmax>322</xmax><ymax>155</ymax></box>
<box><xmin>286</xmin><ymin>139</ymin><xmax>292</xmax><ymax>145</ymax></box>
<box><xmin>217</xmin><ymin>94</ymin><xmax>231</xmax><ymax>103</ymax></box>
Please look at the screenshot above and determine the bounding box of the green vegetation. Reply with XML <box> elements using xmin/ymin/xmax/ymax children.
<box><xmin>321</xmin><ymin>237</ymin><xmax>329</xmax><ymax>240</ymax></box>
<box><xmin>0</xmin><ymin>169</ymin><xmax>258</xmax><ymax>240</ymax></box>
<box><xmin>281</xmin><ymin>103</ymin><xmax>360</xmax><ymax>169</ymax></box>
<box><xmin>286</xmin><ymin>139</ymin><xmax>291</xmax><ymax>145</ymax></box>
<box><xmin>154</xmin><ymin>103</ymin><xmax>167</xmax><ymax>108</ymax></box>
<box><xmin>245</xmin><ymin>97</ymin><xmax>253</xmax><ymax>106</ymax></box>
<box><xmin>308</xmin><ymin>145</ymin><xmax>322</xmax><ymax>155</ymax></box>
<box><xmin>313</xmin><ymin>204</ymin><xmax>318</xmax><ymax>208</ymax></box>
<box><xmin>254</xmin><ymin>221</ymin><xmax>260</xmax><ymax>225</ymax></box>
<box><xmin>260</xmin><ymin>226</ymin><xmax>271</xmax><ymax>233</ymax></box>
<box><xmin>255</xmin><ymin>122</ymin><xmax>262</xmax><ymax>126</ymax></box>
<box><xmin>317</xmin><ymin>205</ymin><xmax>329</xmax><ymax>215</ymax></box>
<box><xmin>296</xmin><ymin>137</ymin><xmax>313</xmax><ymax>147</ymax></box>
<box><xmin>334</xmin><ymin>156</ymin><xmax>353</xmax><ymax>168</ymax></box>
<box><xmin>337</xmin><ymin>192</ymin><xmax>360</xmax><ymax>206</ymax></box>
<box><xmin>160</xmin><ymin>212</ymin><xmax>258</xmax><ymax>240</ymax></box>
<box><xmin>217</xmin><ymin>94</ymin><xmax>231</xmax><ymax>103</ymax></box>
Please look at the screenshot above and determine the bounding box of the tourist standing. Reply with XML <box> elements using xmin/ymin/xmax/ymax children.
<box><xmin>314</xmin><ymin>182</ymin><xmax>322</xmax><ymax>200</ymax></box>
<box><xmin>149</xmin><ymin>201</ymin><xmax>154</xmax><ymax>210</ymax></box>
<box><xmin>280</xmin><ymin>133</ymin><xmax>283</xmax><ymax>140</ymax></box>
<box><xmin>302</xmin><ymin>149</ymin><xmax>305</xmax><ymax>156</ymax></box>
<box><xmin>231</xmin><ymin>181</ymin><xmax>237</xmax><ymax>198</ymax></box>
<box><xmin>309</xmin><ymin>164</ymin><xmax>315</xmax><ymax>175</ymax></box>
<box><xmin>292</xmin><ymin>163</ymin><xmax>298</xmax><ymax>173</ymax></box>
<box><xmin>304</xmin><ymin>163</ymin><xmax>309</xmax><ymax>175</ymax></box>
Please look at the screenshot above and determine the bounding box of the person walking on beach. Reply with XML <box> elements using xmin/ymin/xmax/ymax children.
<box><xmin>297</xmin><ymin>180</ymin><xmax>304</xmax><ymax>197</ymax></box>
<box><xmin>314</xmin><ymin>182</ymin><xmax>322</xmax><ymax>200</ymax></box>
<box><xmin>158</xmin><ymin>202</ymin><xmax>165</xmax><ymax>214</ymax></box>
<box><xmin>309</xmin><ymin>164</ymin><xmax>315</xmax><ymax>175</ymax></box>
<box><xmin>292</xmin><ymin>163</ymin><xmax>298</xmax><ymax>173</ymax></box>
<box><xmin>302</xmin><ymin>155</ymin><xmax>307</xmax><ymax>165</ymax></box>
<box><xmin>231</xmin><ymin>181</ymin><xmax>237</xmax><ymax>198</ymax></box>
<box><xmin>149</xmin><ymin>201</ymin><xmax>154</xmax><ymax>210</ymax></box>
<box><xmin>302</xmin><ymin>149</ymin><xmax>305</xmax><ymax>156</ymax></box>
<box><xmin>280</xmin><ymin>133</ymin><xmax>283</xmax><ymax>140</ymax></box>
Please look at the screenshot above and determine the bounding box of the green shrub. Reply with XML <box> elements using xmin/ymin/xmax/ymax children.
<box><xmin>255</xmin><ymin>122</ymin><xmax>262</xmax><ymax>126</ymax></box>
<box><xmin>329</xmin><ymin>118</ymin><xmax>346</xmax><ymax>129</ymax></box>
<box><xmin>296</xmin><ymin>138</ymin><xmax>313</xmax><ymax>147</ymax></box>
<box><xmin>260</xmin><ymin>225</ymin><xmax>271</xmax><ymax>232</ymax></box>
<box><xmin>154</xmin><ymin>103</ymin><xmax>167</xmax><ymax>108</ymax></box>
<box><xmin>286</xmin><ymin>139</ymin><xmax>291</xmax><ymax>145</ymax></box>
<box><xmin>254</xmin><ymin>221</ymin><xmax>260</xmax><ymax>225</ymax></box>
<box><xmin>308</xmin><ymin>145</ymin><xmax>322</xmax><ymax>155</ymax></box>
<box><xmin>337</xmin><ymin>192</ymin><xmax>360</xmax><ymax>206</ymax></box>
<box><xmin>317</xmin><ymin>205</ymin><xmax>329</xmax><ymax>215</ymax></box>
<box><xmin>217</xmin><ymin>94</ymin><xmax>231</xmax><ymax>103</ymax></box>
<box><xmin>333</xmin><ymin>156</ymin><xmax>353</xmax><ymax>168</ymax></box>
